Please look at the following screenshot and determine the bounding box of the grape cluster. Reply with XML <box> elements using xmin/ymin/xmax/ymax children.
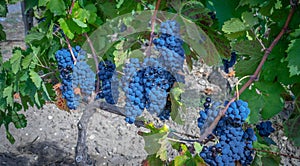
<box><xmin>72</xmin><ymin>53</ymin><xmax>96</xmax><ymax>102</ymax></box>
<box><xmin>122</xmin><ymin>58</ymin><xmax>177</xmax><ymax>123</ymax></box>
<box><xmin>121</xmin><ymin>20</ymin><xmax>186</xmax><ymax>123</ymax></box>
<box><xmin>224</xmin><ymin>99</ymin><xmax>250</xmax><ymax>127</ymax></box>
<box><xmin>256</xmin><ymin>121</ymin><xmax>275</xmax><ymax>137</ymax></box>
<box><xmin>222</xmin><ymin>52</ymin><xmax>237</xmax><ymax>73</ymax></box>
<box><xmin>55</xmin><ymin>46</ymin><xmax>80</xmax><ymax>110</ymax></box>
<box><xmin>197</xmin><ymin>97</ymin><xmax>221</xmax><ymax>134</ymax></box>
<box><xmin>153</xmin><ymin>20</ymin><xmax>185</xmax><ymax>75</ymax></box>
<box><xmin>97</xmin><ymin>60</ymin><xmax>118</xmax><ymax>104</ymax></box>
<box><xmin>199</xmin><ymin>99</ymin><xmax>256</xmax><ymax>166</ymax></box>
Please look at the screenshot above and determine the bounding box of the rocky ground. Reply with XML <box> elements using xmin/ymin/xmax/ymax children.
<box><xmin>1</xmin><ymin>2</ymin><xmax>300</xmax><ymax>166</ymax></box>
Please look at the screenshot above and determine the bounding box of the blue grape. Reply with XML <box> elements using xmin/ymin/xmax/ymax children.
<box><xmin>96</xmin><ymin>60</ymin><xmax>118</xmax><ymax>104</ymax></box>
<box><xmin>199</xmin><ymin>99</ymin><xmax>256</xmax><ymax>166</ymax></box>
<box><xmin>72</xmin><ymin>53</ymin><xmax>96</xmax><ymax>102</ymax></box>
<box><xmin>122</xmin><ymin>58</ymin><xmax>178</xmax><ymax>123</ymax></box>
<box><xmin>147</xmin><ymin>86</ymin><xmax>168</xmax><ymax>115</ymax></box>
<box><xmin>159</xmin><ymin>20</ymin><xmax>180</xmax><ymax>37</ymax></box>
<box><xmin>222</xmin><ymin>52</ymin><xmax>237</xmax><ymax>73</ymax></box>
<box><xmin>224</xmin><ymin>99</ymin><xmax>250</xmax><ymax>127</ymax></box>
<box><xmin>122</xmin><ymin>58</ymin><xmax>145</xmax><ymax>123</ymax></box>
<box><xmin>256</xmin><ymin>121</ymin><xmax>275</xmax><ymax>137</ymax></box>
<box><xmin>158</xmin><ymin>100</ymin><xmax>171</xmax><ymax>120</ymax></box>
<box><xmin>55</xmin><ymin>46</ymin><xmax>81</xmax><ymax>110</ymax></box>
<box><xmin>153</xmin><ymin>20</ymin><xmax>185</xmax><ymax>76</ymax></box>
<box><xmin>198</xmin><ymin>99</ymin><xmax>222</xmax><ymax>134</ymax></box>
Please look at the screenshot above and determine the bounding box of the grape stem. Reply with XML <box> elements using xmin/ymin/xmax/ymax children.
<box><xmin>235</xmin><ymin>75</ymin><xmax>251</xmax><ymax>100</ymax></box>
<box><xmin>145</xmin><ymin>0</ymin><xmax>161</xmax><ymax>56</ymax></box>
<box><xmin>84</xmin><ymin>33</ymin><xmax>100</xmax><ymax>93</ymax></box>
<box><xmin>251</xmin><ymin>28</ymin><xmax>266</xmax><ymax>50</ymax></box>
<box><xmin>65</xmin><ymin>36</ymin><xmax>77</xmax><ymax>63</ymax></box>
<box><xmin>198</xmin><ymin>4</ymin><xmax>296</xmax><ymax>142</ymax></box>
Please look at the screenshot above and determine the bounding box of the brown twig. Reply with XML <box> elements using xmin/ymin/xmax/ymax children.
<box><xmin>199</xmin><ymin>5</ymin><xmax>296</xmax><ymax>142</ymax></box>
<box><xmin>84</xmin><ymin>33</ymin><xmax>100</xmax><ymax>93</ymax></box>
<box><xmin>145</xmin><ymin>0</ymin><xmax>161</xmax><ymax>56</ymax></box>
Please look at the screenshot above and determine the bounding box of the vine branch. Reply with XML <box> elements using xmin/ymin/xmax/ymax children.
<box><xmin>199</xmin><ymin>5</ymin><xmax>296</xmax><ymax>141</ymax></box>
<box><xmin>84</xmin><ymin>33</ymin><xmax>100</xmax><ymax>93</ymax></box>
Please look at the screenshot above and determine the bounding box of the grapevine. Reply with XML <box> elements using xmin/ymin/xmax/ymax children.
<box><xmin>1</xmin><ymin>1</ymin><xmax>300</xmax><ymax>166</ymax></box>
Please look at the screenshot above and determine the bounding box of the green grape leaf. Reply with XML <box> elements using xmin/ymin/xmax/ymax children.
<box><xmin>172</xmin><ymin>144</ymin><xmax>205</xmax><ymax>166</ymax></box>
<box><xmin>284</xmin><ymin>115</ymin><xmax>300</xmax><ymax>146</ymax></box>
<box><xmin>38</xmin><ymin>0</ymin><xmax>49</xmax><ymax>6</ymax></box>
<box><xmin>170</xmin><ymin>83</ymin><xmax>185</xmax><ymax>125</ymax></box>
<box><xmin>253</xmin><ymin>142</ymin><xmax>281</xmax><ymax>166</ymax></box>
<box><xmin>0</xmin><ymin>1</ymin><xmax>7</xmax><ymax>17</ymax></box>
<box><xmin>0</xmin><ymin>24</ymin><xmax>6</xmax><ymax>41</ymax></box>
<box><xmin>22</xmin><ymin>53</ymin><xmax>34</xmax><ymax>69</ymax></box>
<box><xmin>241</xmin><ymin>88</ymin><xmax>263</xmax><ymax>124</ymax></box>
<box><xmin>232</xmin><ymin>40</ymin><xmax>263</xmax><ymax>76</ymax></box>
<box><xmin>11</xmin><ymin>111</ymin><xmax>27</xmax><ymax>129</ymax></box>
<box><xmin>58</xmin><ymin>18</ymin><xmax>74</xmax><ymax>39</ymax></box>
<box><xmin>5</xmin><ymin>128</ymin><xmax>15</xmax><ymax>144</ymax></box>
<box><xmin>3</xmin><ymin>85</ymin><xmax>13</xmax><ymax>107</ymax></box>
<box><xmin>181</xmin><ymin>18</ymin><xmax>221</xmax><ymax>65</ymax></box>
<box><xmin>238</xmin><ymin>0</ymin><xmax>264</xmax><ymax>7</ymax></box>
<box><xmin>47</xmin><ymin>0</ymin><xmax>66</xmax><ymax>16</ymax></box>
<box><xmin>286</xmin><ymin>39</ymin><xmax>300</xmax><ymax>76</ymax></box>
<box><xmin>41</xmin><ymin>83</ymin><xmax>51</xmax><ymax>101</ymax></box>
<box><xmin>24</xmin><ymin>0</ymin><xmax>38</xmax><ymax>13</ymax></box>
<box><xmin>72</xmin><ymin>18</ymin><xmax>87</xmax><ymax>28</ymax></box>
<box><xmin>0</xmin><ymin>111</ymin><xmax>4</xmax><ymax>126</ymax></box>
<box><xmin>193</xmin><ymin>142</ymin><xmax>203</xmax><ymax>154</ymax></box>
<box><xmin>29</xmin><ymin>70</ymin><xmax>42</xmax><ymax>89</ymax></box>
<box><xmin>71</xmin><ymin>2</ymin><xmax>95</xmax><ymax>26</ymax></box>
<box><xmin>174</xmin><ymin>154</ymin><xmax>190</xmax><ymax>166</ymax></box>
<box><xmin>156</xmin><ymin>134</ymin><xmax>168</xmax><ymax>161</ymax></box>
<box><xmin>10</xmin><ymin>50</ymin><xmax>22</xmax><ymax>74</ymax></box>
<box><xmin>143</xmin><ymin>154</ymin><xmax>165</xmax><ymax>166</ymax></box>
<box><xmin>85</xmin><ymin>4</ymin><xmax>97</xmax><ymax>13</ymax></box>
<box><xmin>222</xmin><ymin>18</ymin><xmax>247</xmax><ymax>34</ymax></box>
<box><xmin>139</xmin><ymin>123</ymin><xmax>169</xmax><ymax>160</ymax></box>
<box><xmin>255</xmin><ymin>81</ymin><xmax>284</xmax><ymax>120</ymax></box>
<box><xmin>262</xmin><ymin>47</ymin><xmax>300</xmax><ymax>85</ymax></box>
<box><xmin>113</xmin><ymin>40</ymin><xmax>129</xmax><ymax>68</ymax></box>
<box><xmin>290</xmin><ymin>25</ymin><xmax>300</xmax><ymax>38</ymax></box>
<box><xmin>241</xmin><ymin>11</ymin><xmax>258</xmax><ymax>27</ymax></box>
<box><xmin>98</xmin><ymin>1</ymin><xmax>118</xmax><ymax>19</ymax></box>
<box><xmin>205</xmin><ymin>29</ymin><xmax>231</xmax><ymax>58</ymax></box>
